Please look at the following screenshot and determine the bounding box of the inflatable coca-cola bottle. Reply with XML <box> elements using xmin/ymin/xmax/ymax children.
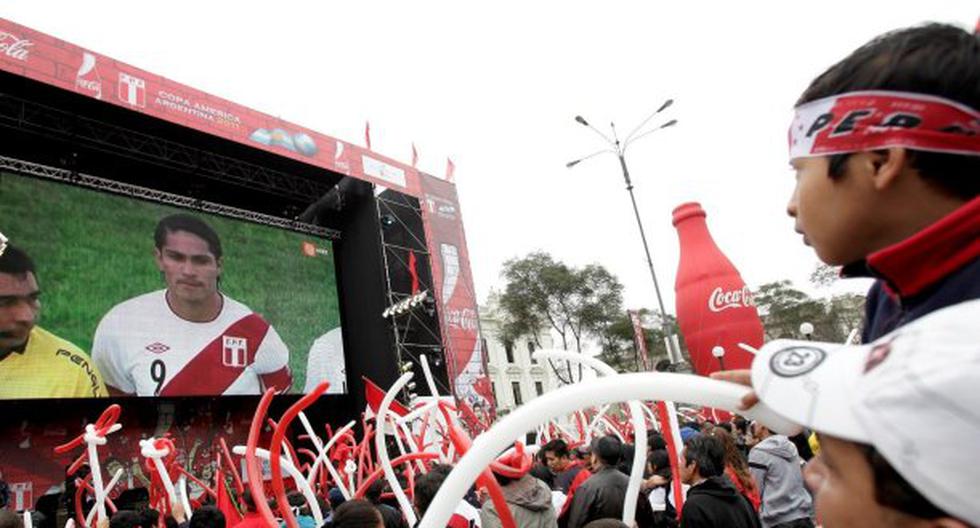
<box><xmin>672</xmin><ymin>202</ymin><xmax>763</xmax><ymax>376</ymax></box>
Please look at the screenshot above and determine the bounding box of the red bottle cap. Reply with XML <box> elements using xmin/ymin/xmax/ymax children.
<box><xmin>671</xmin><ymin>202</ymin><xmax>706</xmax><ymax>226</ymax></box>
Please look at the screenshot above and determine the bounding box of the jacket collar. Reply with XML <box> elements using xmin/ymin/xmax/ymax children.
<box><xmin>842</xmin><ymin>197</ymin><xmax>980</xmax><ymax>298</ymax></box>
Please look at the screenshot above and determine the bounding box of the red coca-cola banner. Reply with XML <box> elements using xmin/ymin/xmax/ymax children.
<box><xmin>628</xmin><ymin>310</ymin><xmax>651</xmax><ymax>371</ymax></box>
<box><xmin>672</xmin><ymin>202</ymin><xmax>764</xmax><ymax>376</ymax></box>
<box><xmin>0</xmin><ymin>18</ymin><xmax>422</xmax><ymax>197</ymax></box>
<box><xmin>418</xmin><ymin>173</ymin><xmax>493</xmax><ymax>419</ymax></box>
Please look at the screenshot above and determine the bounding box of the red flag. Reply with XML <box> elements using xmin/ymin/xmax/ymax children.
<box><xmin>216</xmin><ymin>472</ymin><xmax>243</xmax><ymax>524</ymax></box>
<box><xmin>365</xmin><ymin>121</ymin><xmax>372</xmax><ymax>150</ymax></box>
<box><xmin>445</xmin><ymin>157</ymin><xmax>455</xmax><ymax>182</ymax></box>
<box><xmin>408</xmin><ymin>250</ymin><xmax>420</xmax><ymax>295</ymax></box>
<box><xmin>411</xmin><ymin>143</ymin><xmax>419</xmax><ymax>168</ymax></box>
<box><xmin>363</xmin><ymin>376</ymin><xmax>409</xmax><ymax>417</ymax></box>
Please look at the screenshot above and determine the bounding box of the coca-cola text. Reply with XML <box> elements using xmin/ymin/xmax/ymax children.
<box><xmin>0</xmin><ymin>32</ymin><xmax>32</xmax><ymax>61</ymax></box>
<box><xmin>707</xmin><ymin>286</ymin><xmax>755</xmax><ymax>312</ymax></box>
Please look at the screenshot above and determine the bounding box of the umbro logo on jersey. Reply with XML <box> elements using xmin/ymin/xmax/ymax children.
<box><xmin>222</xmin><ymin>336</ymin><xmax>248</xmax><ymax>367</ymax></box>
<box><xmin>145</xmin><ymin>342</ymin><xmax>170</xmax><ymax>354</ymax></box>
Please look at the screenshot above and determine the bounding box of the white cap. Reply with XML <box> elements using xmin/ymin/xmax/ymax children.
<box><xmin>751</xmin><ymin>299</ymin><xmax>980</xmax><ymax>523</ymax></box>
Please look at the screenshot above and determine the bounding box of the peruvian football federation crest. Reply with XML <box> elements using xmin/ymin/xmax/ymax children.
<box><xmin>222</xmin><ymin>336</ymin><xmax>248</xmax><ymax>367</ymax></box>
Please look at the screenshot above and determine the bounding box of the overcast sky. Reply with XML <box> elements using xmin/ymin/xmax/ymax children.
<box><xmin>5</xmin><ymin>1</ymin><xmax>975</xmax><ymax>311</ymax></box>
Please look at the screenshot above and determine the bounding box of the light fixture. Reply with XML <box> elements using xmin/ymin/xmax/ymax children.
<box><xmin>800</xmin><ymin>322</ymin><xmax>815</xmax><ymax>339</ymax></box>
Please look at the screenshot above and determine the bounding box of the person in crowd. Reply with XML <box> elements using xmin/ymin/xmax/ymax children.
<box><xmin>643</xmin><ymin>450</ymin><xmax>678</xmax><ymax>528</ymax></box>
<box><xmin>287</xmin><ymin>491</ymin><xmax>318</xmax><ymax>528</ymax></box>
<box><xmin>92</xmin><ymin>213</ymin><xmax>291</xmax><ymax>396</ymax></box>
<box><xmin>647</xmin><ymin>432</ymin><xmax>667</xmax><ymax>453</ymax></box>
<box><xmin>365</xmin><ymin>480</ymin><xmax>407</xmax><ymax>528</ymax></box>
<box><xmin>751</xmin><ymin>299</ymin><xmax>980</xmax><ymax>526</ymax></box>
<box><xmin>188</xmin><ymin>506</ymin><xmax>226</xmax><ymax>528</ymax></box>
<box><xmin>231</xmin><ymin>490</ymin><xmax>271</xmax><ymax>528</ymax></box>
<box><xmin>679</xmin><ymin>435</ymin><xmax>760</xmax><ymax>528</ymax></box>
<box><xmin>748</xmin><ymin>423</ymin><xmax>814</xmax><ymax>527</ymax></box>
<box><xmin>328</xmin><ymin>488</ymin><xmax>347</xmax><ymax>512</ymax></box>
<box><xmin>565</xmin><ymin>435</ymin><xmax>628</xmax><ymax>528</ymax></box>
<box><xmin>326</xmin><ymin>499</ymin><xmax>383</xmax><ymax>528</ymax></box>
<box><xmin>0</xmin><ymin>244</ymin><xmax>107</xmax><ymax>398</ymax></box>
<box><xmin>480</xmin><ymin>446</ymin><xmax>557</xmax><ymax>528</ymax></box>
<box><xmin>708</xmin><ymin>428</ymin><xmax>761</xmax><ymax>511</ymax></box>
<box><xmin>139</xmin><ymin>509</ymin><xmax>160</xmax><ymax>528</ymax></box>
<box><xmin>107</xmin><ymin>511</ymin><xmax>144</xmax><ymax>528</ymax></box>
<box><xmin>412</xmin><ymin>464</ymin><xmax>481</xmax><ymax>528</ymax></box>
<box><xmin>532</xmin><ymin>447</ymin><xmax>556</xmax><ymax>489</ymax></box>
<box><xmin>541</xmin><ymin>439</ymin><xmax>588</xmax><ymax>495</ymax></box>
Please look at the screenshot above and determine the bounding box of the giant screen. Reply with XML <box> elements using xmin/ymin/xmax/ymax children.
<box><xmin>0</xmin><ymin>171</ymin><xmax>346</xmax><ymax>398</ymax></box>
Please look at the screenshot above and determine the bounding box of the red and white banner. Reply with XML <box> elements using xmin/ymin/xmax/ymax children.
<box><xmin>0</xmin><ymin>18</ymin><xmax>424</xmax><ymax>197</ymax></box>
<box><xmin>628</xmin><ymin>310</ymin><xmax>651</xmax><ymax>372</ymax></box>
<box><xmin>418</xmin><ymin>173</ymin><xmax>493</xmax><ymax>419</ymax></box>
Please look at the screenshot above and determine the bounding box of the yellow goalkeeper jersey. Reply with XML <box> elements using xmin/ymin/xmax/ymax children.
<box><xmin>0</xmin><ymin>326</ymin><xmax>107</xmax><ymax>399</ymax></box>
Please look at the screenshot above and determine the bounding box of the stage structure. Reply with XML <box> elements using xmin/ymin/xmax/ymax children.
<box><xmin>0</xmin><ymin>17</ymin><xmax>493</xmax><ymax>504</ymax></box>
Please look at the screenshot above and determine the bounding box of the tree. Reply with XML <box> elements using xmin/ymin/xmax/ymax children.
<box><xmin>498</xmin><ymin>252</ymin><xmax>625</xmax><ymax>384</ymax></box>
<box><xmin>809</xmin><ymin>263</ymin><xmax>841</xmax><ymax>288</ymax></box>
<box><xmin>754</xmin><ymin>280</ymin><xmax>864</xmax><ymax>342</ymax></box>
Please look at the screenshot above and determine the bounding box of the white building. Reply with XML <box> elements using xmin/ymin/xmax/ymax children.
<box><xmin>479</xmin><ymin>304</ymin><xmax>565</xmax><ymax>414</ymax></box>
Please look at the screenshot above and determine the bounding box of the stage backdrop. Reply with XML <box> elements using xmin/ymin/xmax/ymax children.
<box><xmin>0</xmin><ymin>171</ymin><xmax>344</xmax><ymax>397</ymax></box>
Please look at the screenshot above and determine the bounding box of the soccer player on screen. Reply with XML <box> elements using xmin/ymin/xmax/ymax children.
<box><xmin>92</xmin><ymin>214</ymin><xmax>292</xmax><ymax>396</ymax></box>
<box><xmin>0</xmin><ymin>244</ymin><xmax>107</xmax><ymax>399</ymax></box>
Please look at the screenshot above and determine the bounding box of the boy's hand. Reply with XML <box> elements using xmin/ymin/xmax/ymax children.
<box><xmin>709</xmin><ymin>369</ymin><xmax>758</xmax><ymax>410</ymax></box>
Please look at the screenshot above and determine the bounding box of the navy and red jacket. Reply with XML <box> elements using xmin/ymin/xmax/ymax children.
<box><xmin>841</xmin><ymin>196</ymin><xmax>980</xmax><ymax>343</ymax></box>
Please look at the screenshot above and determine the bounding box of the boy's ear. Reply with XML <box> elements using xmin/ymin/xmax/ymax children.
<box><xmin>869</xmin><ymin>147</ymin><xmax>909</xmax><ymax>191</ymax></box>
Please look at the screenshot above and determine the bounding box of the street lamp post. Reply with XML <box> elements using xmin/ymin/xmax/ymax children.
<box><xmin>711</xmin><ymin>346</ymin><xmax>726</xmax><ymax>371</ymax></box>
<box><xmin>567</xmin><ymin>100</ymin><xmax>682</xmax><ymax>365</ymax></box>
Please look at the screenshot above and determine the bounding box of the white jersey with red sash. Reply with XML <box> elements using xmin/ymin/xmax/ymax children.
<box><xmin>92</xmin><ymin>290</ymin><xmax>291</xmax><ymax>396</ymax></box>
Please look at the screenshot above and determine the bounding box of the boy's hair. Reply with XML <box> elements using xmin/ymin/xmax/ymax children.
<box><xmin>797</xmin><ymin>23</ymin><xmax>979</xmax><ymax>199</ymax></box>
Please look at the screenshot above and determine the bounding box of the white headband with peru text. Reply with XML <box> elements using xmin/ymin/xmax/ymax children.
<box><xmin>789</xmin><ymin>91</ymin><xmax>980</xmax><ymax>160</ymax></box>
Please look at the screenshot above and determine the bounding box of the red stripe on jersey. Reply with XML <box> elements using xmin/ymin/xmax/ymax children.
<box><xmin>260</xmin><ymin>367</ymin><xmax>292</xmax><ymax>393</ymax></box>
<box><xmin>159</xmin><ymin>313</ymin><xmax>270</xmax><ymax>396</ymax></box>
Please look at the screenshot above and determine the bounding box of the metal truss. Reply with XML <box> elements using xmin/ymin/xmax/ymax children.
<box><xmin>0</xmin><ymin>155</ymin><xmax>340</xmax><ymax>239</ymax></box>
<box><xmin>0</xmin><ymin>94</ymin><xmax>330</xmax><ymax>202</ymax></box>
<box><xmin>376</xmin><ymin>191</ymin><xmax>452</xmax><ymax>397</ymax></box>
